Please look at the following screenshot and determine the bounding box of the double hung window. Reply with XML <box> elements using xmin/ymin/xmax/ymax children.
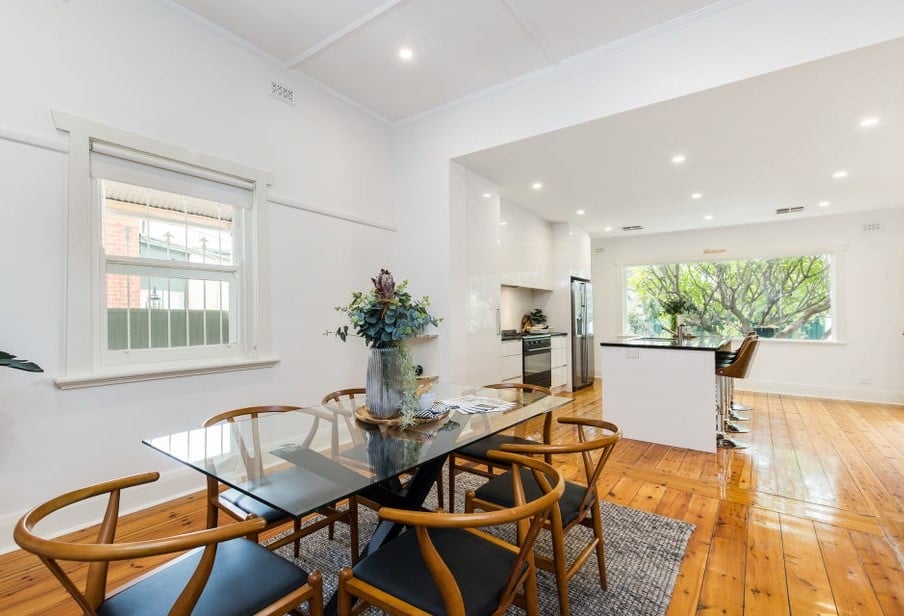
<box><xmin>54</xmin><ymin>112</ymin><xmax>276</xmax><ymax>387</ymax></box>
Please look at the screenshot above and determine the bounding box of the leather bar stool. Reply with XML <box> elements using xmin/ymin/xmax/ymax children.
<box><xmin>715</xmin><ymin>333</ymin><xmax>756</xmax><ymax>423</ymax></box>
<box><xmin>715</xmin><ymin>337</ymin><xmax>759</xmax><ymax>449</ymax></box>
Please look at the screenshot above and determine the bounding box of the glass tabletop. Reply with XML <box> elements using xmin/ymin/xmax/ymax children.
<box><xmin>143</xmin><ymin>384</ymin><xmax>572</xmax><ymax>519</ymax></box>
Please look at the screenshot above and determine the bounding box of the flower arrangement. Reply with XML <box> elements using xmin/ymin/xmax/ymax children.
<box><xmin>660</xmin><ymin>296</ymin><xmax>696</xmax><ymax>336</ymax></box>
<box><xmin>329</xmin><ymin>269</ymin><xmax>439</xmax><ymax>423</ymax></box>
<box><xmin>331</xmin><ymin>269</ymin><xmax>438</xmax><ymax>349</ymax></box>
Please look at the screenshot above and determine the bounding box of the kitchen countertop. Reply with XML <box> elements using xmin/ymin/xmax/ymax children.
<box><xmin>599</xmin><ymin>336</ymin><xmax>728</xmax><ymax>351</ymax></box>
<box><xmin>501</xmin><ymin>330</ymin><xmax>567</xmax><ymax>341</ymax></box>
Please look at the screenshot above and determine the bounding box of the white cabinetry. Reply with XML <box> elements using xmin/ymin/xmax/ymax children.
<box><xmin>551</xmin><ymin>336</ymin><xmax>568</xmax><ymax>388</ymax></box>
<box><xmin>499</xmin><ymin>201</ymin><xmax>552</xmax><ymax>290</ymax></box>
<box><xmin>501</xmin><ymin>340</ymin><xmax>523</xmax><ymax>383</ymax></box>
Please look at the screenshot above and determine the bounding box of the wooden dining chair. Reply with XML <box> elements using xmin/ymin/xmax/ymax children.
<box><xmin>14</xmin><ymin>471</ymin><xmax>323</xmax><ymax>616</ymax></box>
<box><xmin>321</xmin><ymin>387</ymin><xmax>445</xmax><ymax>510</ymax></box>
<box><xmin>447</xmin><ymin>382</ymin><xmax>554</xmax><ymax>511</ymax></box>
<box><xmin>465</xmin><ymin>418</ymin><xmax>621</xmax><ymax>616</ymax></box>
<box><xmin>204</xmin><ymin>405</ymin><xmax>358</xmax><ymax>563</ymax></box>
<box><xmin>337</xmin><ymin>451</ymin><xmax>565</xmax><ymax>616</ymax></box>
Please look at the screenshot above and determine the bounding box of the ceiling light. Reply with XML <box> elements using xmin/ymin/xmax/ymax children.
<box><xmin>703</xmin><ymin>215</ymin><xmax>713</xmax><ymax>221</ymax></box>
<box><xmin>499</xmin><ymin>221</ymin><xmax>507</xmax><ymax>226</ymax></box>
<box><xmin>482</xmin><ymin>192</ymin><xmax>492</xmax><ymax>198</ymax></box>
<box><xmin>576</xmin><ymin>209</ymin><xmax>585</xmax><ymax>215</ymax></box>
<box><xmin>833</xmin><ymin>170</ymin><xmax>848</xmax><ymax>179</ymax></box>
<box><xmin>531</xmin><ymin>182</ymin><xmax>543</xmax><ymax>190</ymax></box>
<box><xmin>672</xmin><ymin>154</ymin><xmax>686</xmax><ymax>164</ymax></box>
<box><xmin>819</xmin><ymin>201</ymin><xmax>830</xmax><ymax>207</ymax></box>
<box><xmin>398</xmin><ymin>47</ymin><xmax>414</xmax><ymax>61</ymax></box>
<box><xmin>859</xmin><ymin>116</ymin><xmax>879</xmax><ymax>128</ymax></box>
<box><xmin>604</xmin><ymin>226</ymin><xmax>613</xmax><ymax>232</ymax></box>
<box><xmin>691</xmin><ymin>192</ymin><xmax>703</xmax><ymax>200</ymax></box>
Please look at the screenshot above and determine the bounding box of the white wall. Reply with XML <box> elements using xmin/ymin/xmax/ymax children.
<box><xmin>591</xmin><ymin>209</ymin><xmax>904</xmax><ymax>404</ymax></box>
<box><xmin>0</xmin><ymin>0</ymin><xmax>396</xmax><ymax>550</ymax></box>
<box><xmin>391</xmin><ymin>0</ymin><xmax>904</xmax><ymax>385</ymax></box>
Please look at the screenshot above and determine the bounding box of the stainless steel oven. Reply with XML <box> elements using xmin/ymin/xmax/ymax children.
<box><xmin>522</xmin><ymin>334</ymin><xmax>552</xmax><ymax>388</ymax></box>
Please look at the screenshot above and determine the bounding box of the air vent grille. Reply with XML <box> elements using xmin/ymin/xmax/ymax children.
<box><xmin>775</xmin><ymin>206</ymin><xmax>804</xmax><ymax>215</ymax></box>
<box><xmin>621</xmin><ymin>225</ymin><xmax>644</xmax><ymax>231</ymax></box>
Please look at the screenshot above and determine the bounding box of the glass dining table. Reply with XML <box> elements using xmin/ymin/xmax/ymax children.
<box><xmin>143</xmin><ymin>383</ymin><xmax>572</xmax><ymax>599</ymax></box>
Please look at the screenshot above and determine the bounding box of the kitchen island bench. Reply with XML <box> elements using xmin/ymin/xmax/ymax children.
<box><xmin>599</xmin><ymin>337</ymin><xmax>730</xmax><ymax>453</ymax></box>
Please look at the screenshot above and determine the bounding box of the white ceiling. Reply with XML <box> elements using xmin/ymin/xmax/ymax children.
<box><xmin>172</xmin><ymin>0</ymin><xmax>719</xmax><ymax>122</ymax></box>
<box><xmin>456</xmin><ymin>37</ymin><xmax>904</xmax><ymax>237</ymax></box>
<box><xmin>168</xmin><ymin>2</ymin><xmax>904</xmax><ymax>237</ymax></box>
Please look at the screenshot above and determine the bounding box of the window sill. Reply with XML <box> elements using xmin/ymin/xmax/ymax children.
<box><xmin>54</xmin><ymin>356</ymin><xmax>280</xmax><ymax>389</ymax></box>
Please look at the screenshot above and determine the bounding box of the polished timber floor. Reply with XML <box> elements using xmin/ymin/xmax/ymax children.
<box><xmin>2</xmin><ymin>381</ymin><xmax>902</xmax><ymax>615</ymax></box>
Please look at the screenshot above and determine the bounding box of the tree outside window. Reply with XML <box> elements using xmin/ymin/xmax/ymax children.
<box><xmin>625</xmin><ymin>255</ymin><xmax>833</xmax><ymax>340</ymax></box>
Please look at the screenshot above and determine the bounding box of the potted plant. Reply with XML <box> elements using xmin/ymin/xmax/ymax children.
<box><xmin>660</xmin><ymin>296</ymin><xmax>696</xmax><ymax>337</ymax></box>
<box><xmin>1</xmin><ymin>351</ymin><xmax>43</xmax><ymax>372</ymax></box>
<box><xmin>331</xmin><ymin>269</ymin><xmax>439</xmax><ymax>422</ymax></box>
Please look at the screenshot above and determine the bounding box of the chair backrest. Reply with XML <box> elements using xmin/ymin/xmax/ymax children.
<box><xmin>321</xmin><ymin>388</ymin><xmax>367</xmax><ymax>446</ymax></box>
<box><xmin>718</xmin><ymin>337</ymin><xmax>760</xmax><ymax>379</ymax></box>
<box><xmin>483</xmin><ymin>382</ymin><xmax>554</xmax><ymax>444</ymax></box>
<box><xmin>14</xmin><ymin>472</ymin><xmax>267</xmax><ymax>615</ymax></box>
<box><xmin>499</xmin><ymin>417</ymin><xmax>621</xmax><ymax>517</ymax></box>
<box><xmin>376</xmin><ymin>452</ymin><xmax>565</xmax><ymax>615</ymax></box>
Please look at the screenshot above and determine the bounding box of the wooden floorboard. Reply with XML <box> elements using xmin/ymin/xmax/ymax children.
<box><xmin>1</xmin><ymin>382</ymin><xmax>902</xmax><ymax>615</ymax></box>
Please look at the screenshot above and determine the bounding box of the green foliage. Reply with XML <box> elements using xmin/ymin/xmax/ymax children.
<box><xmin>626</xmin><ymin>255</ymin><xmax>832</xmax><ymax>340</ymax></box>
<box><xmin>0</xmin><ymin>351</ymin><xmax>43</xmax><ymax>372</ymax></box>
<box><xmin>529</xmin><ymin>308</ymin><xmax>547</xmax><ymax>325</ymax></box>
<box><xmin>331</xmin><ymin>270</ymin><xmax>440</xmax><ymax>349</ymax></box>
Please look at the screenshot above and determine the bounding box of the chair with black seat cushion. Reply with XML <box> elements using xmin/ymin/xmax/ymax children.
<box><xmin>321</xmin><ymin>388</ymin><xmax>445</xmax><ymax>510</ymax></box>
<box><xmin>14</xmin><ymin>471</ymin><xmax>323</xmax><ymax>616</ymax></box>
<box><xmin>204</xmin><ymin>405</ymin><xmax>358</xmax><ymax>563</ymax></box>
<box><xmin>447</xmin><ymin>382</ymin><xmax>554</xmax><ymax>511</ymax></box>
<box><xmin>466</xmin><ymin>417</ymin><xmax>621</xmax><ymax>616</ymax></box>
<box><xmin>337</xmin><ymin>450</ymin><xmax>565</xmax><ymax>616</ymax></box>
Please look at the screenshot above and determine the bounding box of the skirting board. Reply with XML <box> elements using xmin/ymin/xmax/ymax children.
<box><xmin>737</xmin><ymin>380</ymin><xmax>904</xmax><ymax>406</ymax></box>
<box><xmin>0</xmin><ymin>466</ymin><xmax>205</xmax><ymax>556</ymax></box>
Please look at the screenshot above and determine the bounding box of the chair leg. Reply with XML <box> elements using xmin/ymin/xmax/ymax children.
<box><xmin>447</xmin><ymin>456</ymin><xmax>456</xmax><ymax>513</ymax></box>
<box><xmin>307</xmin><ymin>571</ymin><xmax>324</xmax><ymax>616</ymax></box>
<box><xmin>337</xmin><ymin>568</ymin><xmax>354</xmax><ymax>616</ymax></box>
<box><xmin>549</xmin><ymin>516</ymin><xmax>571</xmax><ymax>616</ymax></box>
<box><xmin>590</xmin><ymin>503</ymin><xmax>607</xmax><ymax>591</ymax></box>
<box><xmin>294</xmin><ymin>518</ymin><xmax>301</xmax><ymax>558</ymax></box>
<box><xmin>435</xmin><ymin>471</ymin><xmax>445</xmax><ymax>510</ymax></box>
<box><xmin>524</xmin><ymin>559</ymin><xmax>540</xmax><ymax>616</ymax></box>
<box><xmin>348</xmin><ymin>496</ymin><xmax>359</xmax><ymax>565</ymax></box>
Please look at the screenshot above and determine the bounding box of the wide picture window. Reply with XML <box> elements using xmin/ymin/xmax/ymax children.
<box><xmin>624</xmin><ymin>255</ymin><xmax>834</xmax><ymax>341</ymax></box>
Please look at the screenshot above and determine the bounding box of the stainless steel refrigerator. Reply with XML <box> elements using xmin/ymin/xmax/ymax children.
<box><xmin>571</xmin><ymin>277</ymin><xmax>594</xmax><ymax>389</ymax></box>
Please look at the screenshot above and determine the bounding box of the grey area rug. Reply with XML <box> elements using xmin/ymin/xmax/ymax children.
<box><xmin>270</xmin><ymin>474</ymin><xmax>694</xmax><ymax>615</ymax></box>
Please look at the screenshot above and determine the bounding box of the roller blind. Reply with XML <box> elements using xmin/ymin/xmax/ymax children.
<box><xmin>90</xmin><ymin>141</ymin><xmax>254</xmax><ymax>209</ymax></box>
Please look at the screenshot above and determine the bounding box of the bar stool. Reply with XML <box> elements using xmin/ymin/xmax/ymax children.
<box><xmin>715</xmin><ymin>337</ymin><xmax>759</xmax><ymax>449</ymax></box>
<box><xmin>715</xmin><ymin>333</ymin><xmax>756</xmax><ymax>422</ymax></box>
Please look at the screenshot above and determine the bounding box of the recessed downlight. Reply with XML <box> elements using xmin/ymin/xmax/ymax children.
<box><xmin>576</xmin><ymin>209</ymin><xmax>585</xmax><ymax>216</ymax></box>
<box><xmin>819</xmin><ymin>201</ymin><xmax>830</xmax><ymax>207</ymax></box>
<box><xmin>833</xmin><ymin>170</ymin><xmax>848</xmax><ymax>179</ymax></box>
<box><xmin>672</xmin><ymin>154</ymin><xmax>686</xmax><ymax>164</ymax></box>
<box><xmin>531</xmin><ymin>182</ymin><xmax>543</xmax><ymax>190</ymax></box>
<box><xmin>499</xmin><ymin>221</ymin><xmax>507</xmax><ymax>226</ymax></box>
<box><xmin>398</xmin><ymin>47</ymin><xmax>414</xmax><ymax>61</ymax></box>
<box><xmin>703</xmin><ymin>215</ymin><xmax>713</xmax><ymax>221</ymax></box>
<box><xmin>859</xmin><ymin>116</ymin><xmax>879</xmax><ymax>128</ymax></box>
<box><xmin>482</xmin><ymin>192</ymin><xmax>492</xmax><ymax>198</ymax></box>
<box><xmin>604</xmin><ymin>226</ymin><xmax>613</xmax><ymax>232</ymax></box>
<box><xmin>691</xmin><ymin>192</ymin><xmax>703</xmax><ymax>200</ymax></box>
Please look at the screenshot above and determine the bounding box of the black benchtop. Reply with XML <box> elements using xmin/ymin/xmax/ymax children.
<box><xmin>599</xmin><ymin>336</ymin><xmax>729</xmax><ymax>351</ymax></box>
<box><xmin>501</xmin><ymin>330</ymin><xmax>568</xmax><ymax>341</ymax></box>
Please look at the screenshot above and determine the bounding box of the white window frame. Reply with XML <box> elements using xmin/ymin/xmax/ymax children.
<box><xmin>53</xmin><ymin>111</ymin><xmax>278</xmax><ymax>388</ymax></box>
